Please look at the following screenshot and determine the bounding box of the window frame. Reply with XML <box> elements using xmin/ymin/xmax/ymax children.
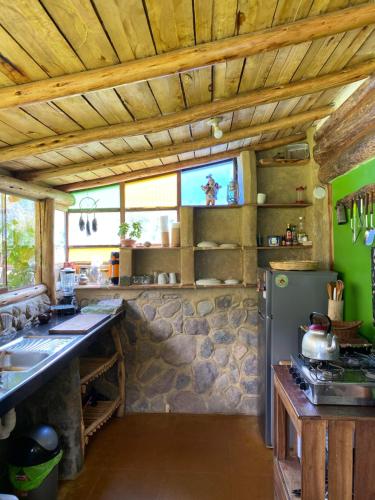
<box><xmin>66</xmin><ymin>159</ymin><xmax>236</xmax><ymax>256</ymax></box>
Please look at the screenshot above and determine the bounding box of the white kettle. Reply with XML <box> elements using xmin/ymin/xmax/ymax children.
<box><xmin>302</xmin><ymin>312</ymin><xmax>339</xmax><ymax>361</ymax></box>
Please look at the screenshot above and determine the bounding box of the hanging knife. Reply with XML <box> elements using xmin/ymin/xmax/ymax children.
<box><xmin>353</xmin><ymin>198</ymin><xmax>359</xmax><ymax>243</ymax></box>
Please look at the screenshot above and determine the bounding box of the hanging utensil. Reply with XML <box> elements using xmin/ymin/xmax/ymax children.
<box><xmin>364</xmin><ymin>192</ymin><xmax>370</xmax><ymax>243</ymax></box>
<box><xmin>353</xmin><ymin>198</ymin><xmax>360</xmax><ymax>243</ymax></box>
<box><xmin>366</xmin><ymin>191</ymin><xmax>375</xmax><ymax>246</ymax></box>
<box><xmin>336</xmin><ymin>280</ymin><xmax>344</xmax><ymax>301</ymax></box>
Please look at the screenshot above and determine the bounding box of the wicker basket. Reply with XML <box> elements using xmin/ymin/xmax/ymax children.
<box><xmin>331</xmin><ymin>320</ymin><xmax>363</xmax><ymax>342</ymax></box>
<box><xmin>269</xmin><ymin>260</ymin><xmax>319</xmax><ymax>271</ymax></box>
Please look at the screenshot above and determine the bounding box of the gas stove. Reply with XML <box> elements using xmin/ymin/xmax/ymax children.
<box><xmin>290</xmin><ymin>353</ymin><xmax>375</xmax><ymax>406</ymax></box>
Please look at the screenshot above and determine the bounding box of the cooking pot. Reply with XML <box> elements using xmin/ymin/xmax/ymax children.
<box><xmin>302</xmin><ymin>312</ymin><xmax>339</xmax><ymax>361</ymax></box>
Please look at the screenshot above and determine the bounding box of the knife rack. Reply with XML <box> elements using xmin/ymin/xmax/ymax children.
<box><xmin>336</xmin><ymin>183</ymin><xmax>375</xmax><ymax>208</ymax></box>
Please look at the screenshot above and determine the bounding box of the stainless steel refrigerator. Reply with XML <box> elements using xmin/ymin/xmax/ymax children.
<box><xmin>257</xmin><ymin>267</ymin><xmax>337</xmax><ymax>447</ymax></box>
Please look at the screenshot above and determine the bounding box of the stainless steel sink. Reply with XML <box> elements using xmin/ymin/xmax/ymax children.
<box><xmin>0</xmin><ymin>351</ymin><xmax>49</xmax><ymax>372</ymax></box>
<box><xmin>0</xmin><ymin>335</ymin><xmax>77</xmax><ymax>372</ymax></box>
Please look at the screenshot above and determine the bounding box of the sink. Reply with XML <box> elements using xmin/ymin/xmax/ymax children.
<box><xmin>0</xmin><ymin>335</ymin><xmax>78</xmax><ymax>372</ymax></box>
<box><xmin>0</xmin><ymin>351</ymin><xmax>49</xmax><ymax>372</ymax></box>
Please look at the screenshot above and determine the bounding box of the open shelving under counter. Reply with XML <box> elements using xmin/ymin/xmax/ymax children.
<box><xmin>83</xmin><ymin>398</ymin><xmax>122</xmax><ymax>442</ymax></box>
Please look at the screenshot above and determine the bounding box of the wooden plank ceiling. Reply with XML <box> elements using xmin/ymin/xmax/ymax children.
<box><xmin>0</xmin><ymin>0</ymin><xmax>373</xmax><ymax>190</ymax></box>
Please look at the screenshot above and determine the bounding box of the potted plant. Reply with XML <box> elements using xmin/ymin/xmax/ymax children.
<box><xmin>118</xmin><ymin>221</ymin><xmax>142</xmax><ymax>248</ymax></box>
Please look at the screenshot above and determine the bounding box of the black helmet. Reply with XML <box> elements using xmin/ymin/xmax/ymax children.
<box><xmin>8</xmin><ymin>425</ymin><xmax>61</xmax><ymax>467</ymax></box>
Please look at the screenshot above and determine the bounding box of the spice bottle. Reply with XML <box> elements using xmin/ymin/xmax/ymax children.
<box><xmin>285</xmin><ymin>224</ymin><xmax>293</xmax><ymax>246</ymax></box>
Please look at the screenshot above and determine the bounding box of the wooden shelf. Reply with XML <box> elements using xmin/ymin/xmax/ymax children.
<box><xmin>132</xmin><ymin>246</ymin><xmax>181</xmax><ymax>250</ymax></box>
<box><xmin>83</xmin><ymin>398</ymin><xmax>121</xmax><ymax>440</ymax></box>
<box><xmin>258</xmin><ymin>158</ymin><xmax>309</xmax><ymax>168</ymax></box>
<box><xmin>257</xmin><ymin>203</ymin><xmax>311</xmax><ymax>208</ymax></box>
<box><xmin>257</xmin><ymin>245</ymin><xmax>312</xmax><ymax>250</ymax></box>
<box><xmin>80</xmin><ymin>354</ymin><xmax>119</xmax><ymax>388</ymax></box>
<box><xmin>274</xmin><ymin>458</ymin><xmax>301</xmax><ymax>500</ymax></box>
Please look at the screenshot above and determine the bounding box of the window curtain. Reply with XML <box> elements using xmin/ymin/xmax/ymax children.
<box><xmin>35</xmin><ymin>199</ymin><xmax>56</xmax><ymax>304</ymax></box>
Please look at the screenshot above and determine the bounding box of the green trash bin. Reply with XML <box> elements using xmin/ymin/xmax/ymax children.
<box><xmin>8</xmin><ymin>425</ymin><xmax>62</xmax><ymax>500</ymax></box>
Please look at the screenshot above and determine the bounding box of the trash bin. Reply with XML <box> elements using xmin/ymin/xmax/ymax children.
<box><xmin>8</xmin><ymin>425</ymin><xmax>62</xmax><ymax>500</ymax></box>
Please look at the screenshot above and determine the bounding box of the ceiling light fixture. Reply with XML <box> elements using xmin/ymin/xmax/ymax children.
<box><xmin>208</xmin><ymin>117</ymin><xmax>223</xmax><ymax>139</ymax></box>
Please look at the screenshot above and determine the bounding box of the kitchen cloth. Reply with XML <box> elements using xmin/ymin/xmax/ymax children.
<box><xmin>81</xmin><ymin>298</ymin><xmax>125</xmax><ymax>315</ymax></box>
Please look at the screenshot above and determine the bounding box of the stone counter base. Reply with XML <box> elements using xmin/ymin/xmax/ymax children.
<box><xmin>76</xmin><ymin>288</ymin><xmax>259</xmax><ymax>416</ymax></box>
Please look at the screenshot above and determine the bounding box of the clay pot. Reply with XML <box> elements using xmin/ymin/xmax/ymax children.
<box><xmin>120</xmin><ymin>238</ymin><xmax>136</xmax><ymax>248</ymax></box>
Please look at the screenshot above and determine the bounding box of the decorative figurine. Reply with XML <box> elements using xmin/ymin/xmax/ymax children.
<box><xmin>201</xmin><ymin>174</ymin><xmax>221</xmax><ymax>206</ymax></box>
<box><xmin>227</xmin><ymin>179</ymin><xmax>239</xmax><ymax>205</ymax></box>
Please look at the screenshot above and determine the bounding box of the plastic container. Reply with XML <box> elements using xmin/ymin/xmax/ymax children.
<box><xmin>8</xmin><ymin>425</ymin><xmax>62</xmax><ymax>500</ymax></box>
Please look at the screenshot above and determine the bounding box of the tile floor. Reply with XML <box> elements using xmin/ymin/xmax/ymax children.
<box><xmin>59</xmin><ymin>414</ymin><xmax>274</xmax><ymax>500</ymax></box>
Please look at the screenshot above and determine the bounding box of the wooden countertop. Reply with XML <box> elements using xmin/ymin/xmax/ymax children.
<box><xmin>273</xmin><ymin>365</ymin><xmax>375</xmax><ymax>421</ymax></box>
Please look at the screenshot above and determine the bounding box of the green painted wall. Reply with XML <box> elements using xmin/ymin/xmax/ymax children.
<box><xmin>331</xmin><ymin>157</ymin><xmax>375</xmax><ymax>340</ymax></box>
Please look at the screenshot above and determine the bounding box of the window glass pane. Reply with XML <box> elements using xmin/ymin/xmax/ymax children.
<box><xmin>69</xmin><ymin>247</ymin><xmax>117</xmax><ymax>265</ymax></box>
<box><xmin>72</xmin><ymin>184</ymin><xmax>120</xmax><ymax>209</ymax></box>
<box><xmin>181</xmin><ymin>161</ymin><xmax>234</xmax><ymax>206</ymax></box>
<box><xmin>126</xmin><ymin>210</ymin><xmax>178</xmax><ymax>244</ymax></box>
<box><xmin>68</xmin><ymin>212</ymin><xmax>120</xmax><ymax>246</ymax></box>
<box><xmin>54</xmin><ymin>210</ymin><xmax>66</xmax><ymax>270</ymax></box>
<box><xmin>6</xmin><ymin>195</ymin><xmax>36</xmax><ymax>289</ymax></box>
<box><xmin>125</xmin><ymin>174</ymin><xmax>177</xmax><ymax>208</ymax></box>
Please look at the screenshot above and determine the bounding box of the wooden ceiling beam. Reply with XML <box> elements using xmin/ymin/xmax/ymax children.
<box><xmin>59</xmin><ymin>150</ymin><xmax>247</xmax><ymax>191</ymax></box>
<box><xmin>17</xmin><ymin>106</ymin><xmax>328</xmax><ymax>181</ymax></box>
<box><xmin>59</xmin><ymin>133</ymin><xmax>306</xmax><ymax>191</ymax></box>
<box><xmin>0</xmin><ymin>60</ymin><xmax>373</xmax><ymax>163</ymax></box>
<box><xmin>0</xmin><ymin>4</ymin><xmax>374</xmax><ymax>110</ymax></box>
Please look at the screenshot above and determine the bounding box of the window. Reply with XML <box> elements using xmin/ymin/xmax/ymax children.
<box><xmin>181</xmin><ymin>160</ymin><xmax>235</xmax><ymax>206</ymax></box>
<box><xmin>125</xmin><ymin>175</ymin><xmax>178</xmax><ymax>244</ymax></box>
<box><xmin>0</xmin><ymin>194</ymin><xmax>36</xmax><ymax>290</ymax></box>
<box><xmin>68</xmin><ymin>185</ymin><xmax>121</xmax><ymax>265</ymax></box>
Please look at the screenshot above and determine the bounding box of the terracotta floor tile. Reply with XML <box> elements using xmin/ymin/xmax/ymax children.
<box><xmin>158</xmin><ymin>471</ymin><xmax>233</xmax><ymax>500</ymax></box>
<box><xmin>88</xmin><ymin>469</ymin><xmax>163</xmax><ymax>500</ymax></box>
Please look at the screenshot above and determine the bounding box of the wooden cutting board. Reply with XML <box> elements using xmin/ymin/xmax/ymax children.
<box><xmin>49</xmin><ymin>314</ymin><xmax>110</xmax><ymax>334</ymax></box>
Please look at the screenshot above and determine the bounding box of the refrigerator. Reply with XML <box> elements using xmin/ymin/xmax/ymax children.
<box><xmin>257</xmin><ymin>267</ymin><xmax>337</xmax><ymax>447</ymax></box>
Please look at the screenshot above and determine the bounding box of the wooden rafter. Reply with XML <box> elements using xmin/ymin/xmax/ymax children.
<box><xmin>0</xmin><ymin>4</ymin><xmax>374</xmax><ymax>110</ymax></box>
<box><xmin>18</xmin><ymin>105</ymin><xmax>326</xmax><ymax>181</ymax></box>
<box><xmin>59</xmin><ymin>133</ymin><xmax>307</xmax><ymax>191</ymax></box>
<box><xmin>0</xmin><ymin>60</ymin><xmax>374</xmax><ymax>162</ymax></box>
<box><xmin>314</xmin><ymin>75</ymin><xmax>375</xmax><ymax>182</ymax></box>
<box><xmin>40</xmin><ymin>134</ymin><xmax>307</xmax><ymax>188</ymax></box>
<box><xmin>59</xmin><ymin>149</ymin><xmax>248</xmax><ymax>191</ymax></box>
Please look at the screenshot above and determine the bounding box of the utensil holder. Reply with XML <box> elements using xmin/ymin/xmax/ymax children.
<box><xmin>328</xmin><ymin>299</ymin><xmax>344</xmax><ymax>321</ymax></box>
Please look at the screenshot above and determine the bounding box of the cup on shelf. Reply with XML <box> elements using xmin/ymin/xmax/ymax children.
<box><xmin>257</xmin><ymin>193</ymin><xmax>267</xmax><ymax>204</ymax></box>
<box><xmin>157</xmin><ymin>272</ymin><xmax>169</xmax><ymax>285</ymax></box>
<box><xmin>169</xmin><ymin>272</ymin><xmax>177</xmax><ymax>284</ymax></box>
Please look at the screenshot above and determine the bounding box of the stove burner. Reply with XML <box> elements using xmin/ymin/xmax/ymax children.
<box><xmin>315</xmin><ymin>363</ymin><xmax>345</xmax><ymax>381</ymax></box>
<box><xmin>363</xmin><ymin>369</ymin><xmax>375</xmax><ymax>381</ymax></box>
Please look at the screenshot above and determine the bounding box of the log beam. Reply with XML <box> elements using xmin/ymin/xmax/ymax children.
<box><xmin>0</xmin><ymin>4</ymin><xmax>374</xmax><ymax>110</ymax></box>
<box><xmin>0</xmin><ymin>61</ymin><xmax>373</xmax><ymax>163</ymax></box>
<box><xmin>18</xmin><ymin>106</ymin><xmax>329</xmax><ymax>181</ymax></box>
<box><xmin>59</xmin><ymin>149</ymin><xmax>249</xmax><ymax>191</ymax></box>
<box><xmin>60</xmin><ymin>133</ymin><xmax>306</xmax><ymax>191</ymax></box>
<box><xmin>0</xmin><ymin>173</ymin><xmax>74</xmax><ymax>206</ymax></box>
<box><xmin>314</xmin><ymin>76</ymin><xmax>375</xmax><ymax>182</ymax></box>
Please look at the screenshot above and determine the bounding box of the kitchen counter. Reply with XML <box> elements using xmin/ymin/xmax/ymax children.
<box><xmin>273</xmin><ymin>365</ymin><xmax>375</xmax><ymax>500</ymax></box>
<box><xmin>0</xmin><ymin>311</ymin><xmax>123</xmax><ymax>416</ymax></box>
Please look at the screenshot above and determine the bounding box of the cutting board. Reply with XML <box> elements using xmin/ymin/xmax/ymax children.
<box><xmin>49</xmin><ymin>314</ymin><xmax>110</xmax><ymax>334</ymax></box>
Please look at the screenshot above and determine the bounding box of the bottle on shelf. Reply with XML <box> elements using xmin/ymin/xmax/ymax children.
<box><xmin>297</xmin><ymin>216</ymin><xmax>306</xmax><ymax>244</ymax></box>
<box><xmin>285</xmin><ymin>224</ymin><xmax>293</xmax><ymax>246</ymax></box>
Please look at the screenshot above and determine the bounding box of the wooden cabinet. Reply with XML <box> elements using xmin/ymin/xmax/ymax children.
<box><xmin>273</xmin><ymin>365</ymin><xmax>375</xmax><ymax>500</ymax></box>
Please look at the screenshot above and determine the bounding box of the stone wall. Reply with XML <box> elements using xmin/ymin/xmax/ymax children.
<box><xmin>76</xmin><ymin>287</ymin><xmax>259</xmax><ymax>415</ymax></box>
<box><xmin>0</xmin><ymin>293</ymin><xmax>50</xmax><ymax>344</ymax></box>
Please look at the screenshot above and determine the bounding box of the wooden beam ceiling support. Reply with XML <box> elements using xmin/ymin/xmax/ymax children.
<box><xmin>59</xmin><ymin>150</ymin><xmax>247</xmax><ymax>191</ymax></box>
<box><xmin>1</xmin><ymin>61</ymin><xmax>373</xmax><ymax>163</ymax></box>
<box><xmin>314</xmin><ymin>76</ymin><xmax>375</xmax><ymax>182</ymax></box>
<box><xmin>0</xmin><ymin>4</ymin><xmax>374</xmax><ymax>110</ymax></box>
<box><xmin>18</xmin><ymin>105</ymin><xmax>325</xmax><ymax>181</ymax></box>
<box><xmin>60</xmin><ymin>133</ymin><xmax>307</xmax><ymax>191</ymax></box>
<box><xmin>0</xmin><ymin>172</ymin><xmax>74</xmax><ymax>206</ymax></box>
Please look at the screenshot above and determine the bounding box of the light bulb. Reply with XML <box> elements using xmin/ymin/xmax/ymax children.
<box><xmin>213</xmin><ymin>125</ymin><xmax>223</xmax><ymax>139</ymax></box>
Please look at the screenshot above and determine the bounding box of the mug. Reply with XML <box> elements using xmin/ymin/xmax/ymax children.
<box><xmin>169</xmin><ymin>272</ymin><xmax>177</xmax><ymax>284</ymax></box>
<box><xmin>158</xmin><ymin>272</ymin><xmax>169</xmax><ymax>285</ymax></box>
<box><xmin>257</xmin><ymin>193</ymin><xmax>267</xmax><ymax>204</ymax></box>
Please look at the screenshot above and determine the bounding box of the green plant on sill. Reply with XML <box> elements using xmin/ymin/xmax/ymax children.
<box><xmin>118</xmin><ymin>221</ymin><xmax>143</xmax><ymax>240</ymax></box>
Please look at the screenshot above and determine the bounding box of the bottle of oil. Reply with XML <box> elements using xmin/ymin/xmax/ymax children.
<box><xmin>285</xmin><ymin>224</ymin><xmax>293</xmax><ymax>246</ymax></box>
